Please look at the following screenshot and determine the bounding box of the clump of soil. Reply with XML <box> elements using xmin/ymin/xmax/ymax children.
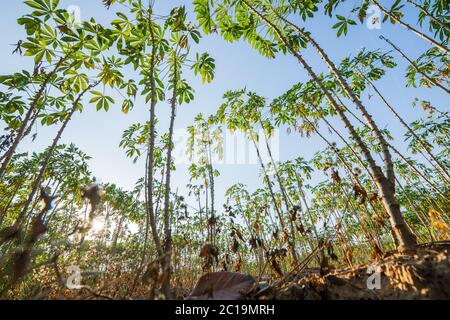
<box><xmin>265</xmin><ymin>242</ymin><xmax>450</xmax><ymax>300</ymax></box>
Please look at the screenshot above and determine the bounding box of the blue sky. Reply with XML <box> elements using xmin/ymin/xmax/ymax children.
<box><xmin>1</xmin><ymin>1</ymin><xmax>448</xmax><ymax>207</ymax></box>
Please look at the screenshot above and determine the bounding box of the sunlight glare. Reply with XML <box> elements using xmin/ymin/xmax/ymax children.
<box><xmin>91</xmin><ymin>219</ymin><xmax>105</xmax><ymax>233</ymax></box>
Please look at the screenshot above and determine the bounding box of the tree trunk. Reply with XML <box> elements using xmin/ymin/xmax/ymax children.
<box><xmin>405</xmin><ymin>0</ymin><xmax>450</xmax><ymax>33</ymax></box>
<box><xmin>274</xmin><ymin>11</ymin><xmax>396</xmax><ymax>187</ymax></box>
<box><xmin>0</xmin><ymin>57</ymin><xmax>68</xmax><ymax>179</ymax></box>
<box><xmin>380</xmin><ymin>35</ymin><xmax>450</xmax><ymax>95</ymax></box>
<box><xmin>160</xmin><ymin>54</ymin><xmax>178</xmax><ymax>299</ymax></box>
<box><xmin>242</xmin><ymin>0</ymin><xmax>417</xmax><ymax>250</ymax></box>
<box><xmin>14</xmin><ymin>82</ymin><xmax>96</xmax><ymax>226</ymax></box>
<box><xmin>388</xmin><ymin>143</ymin><xmax>447</xmax><ymax>200</ymax></box>
<box><xmin>372</xmin><ymin>0</ymin><xmax>450</xmax><ymax>55</ymax></box>
<box><xmin>145</xmin><ymin>19</ymin><xmax>163</xmax><ymax>261</ymax></box>
<box><xmin>260</xmin><ymin>122</ymin><xmax>292</xmax><ymax>211</ymax></box>
<box><xmin>358</xmin><ymin>68</ymin><xmax>450</xmax><ymax>181</ymax></box>
<box><xmin>207</xmin><ymin>141</ymin><xmax>215</xmax><ymax>219</ymax></box>
<box><xmin>260</xmin><ymin>124</ymin><xmax>311</xmax><ymax>254</ymax></box>
<box><xmin>249</xmin><ymin>132</ymin><xmax>298</xmax><ymax>263</ymax></box>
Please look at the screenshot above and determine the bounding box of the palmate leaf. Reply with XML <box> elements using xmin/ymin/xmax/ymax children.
<box><xmin>383</xmin><ymin>0</ymin><xmax>405</xmax><ymax>23</ymax></box>
<box><xmin>121</xmin><ymin>99</ymin><xmax>133</xmax><ymax>114</ymax></box>
<box><xmin>111</xmin><ymin>12</ymin><xmax>133</xmax><ymax>46</ymax></box>
<box><xmin>324</xmin><ymin>0</ymin><xmax>345</xmax><ymax>17</ymax></box>
<box><xmin>24</xmin><ymin>0</ymin><xmax>58</xmax><ymax>11</ymax></box>
<box><xmin>121</xmin><ymin>80</ymin><xmax>137</xmax><ymax>98</ymax></box>
<box><xmin>356</xmin><ymin>0</ymin><xmax>370</xmax><ymax>23</ymax></box>
<box><xmin>17</xmin><ymin>16</ymin><xmax>41</xmax><ymax>35</ymax></box>
<box><xmin>291</xmin><ymin>0</ymin><xmax>320</xmax><ymax>21</ymax></box>
<box><xmin>193</xmin><ymin>0</ymin><xmax>217</xmax><ymax>34</ymax></box>
<box><xmin>21</xmin><ymin>38</ymin><xmax>56</xmax><ymax>63</ymax></box>
<box><xmin>24</xmin><ymin>0</ymin><xmax>59</xmax><ymax>19</ymax></box>
<box><xmin>250</xmin><ymin>34</ymin><xmax>278</xmax><ymax>59</ymax></box>
<box><xmin>280</xmin><ymin>28</ymin><xmax>308</xmax><ymax>53</ymax></box>
<box><xmin>166</xmin><ymin>6</ymin><xmax>188</xmax><ymax>32</ymax></box>
<box><xmin>89</xmin><ymin>91</ymin><xmax>115</xmax><ymax>111</ymax></box>
<box><xmin>0</xmin><ymin>71</ymin><xmax>32</xmax><ymax>90</ymax></box>
<box><xmin>175</xmin><ymin>80</ymin><xmax>195</xmax><ymax>104</ymax></box>
<box><xmin>64</xmin><ymin>71</ymin><xmax>89</xmax><ymax>94</ymax></box>
<box><xmin>192</xmin><ymin>52</ymin><xmax>216</xmax><ymax>84</ymax></box>
<box><xmin>332</xmin><ymin>15</ymin><xmax>356</xmax><ymax>37</ymax></box>
<box><xmin>189</xmin><ymin>29</ymin><xmax>202</xmax><ymax>44</ymax></box>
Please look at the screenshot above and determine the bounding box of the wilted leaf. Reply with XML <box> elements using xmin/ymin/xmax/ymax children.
<box><xmin>187</xmin><ymin>271</ymin><xmax>255</xmax><ymax>300</ymax></box>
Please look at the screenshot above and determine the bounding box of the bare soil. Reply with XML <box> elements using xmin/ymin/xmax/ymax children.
<box><xmin>261</xmin><ymin>242</ymin><xmax>450</xmax><ymax>300</ymax></box>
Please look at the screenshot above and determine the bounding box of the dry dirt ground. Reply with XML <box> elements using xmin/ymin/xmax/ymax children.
<box><xmin>261</xmin><ymin>242</ymin><xmax>450</xmax><ymax>300</ymax></box>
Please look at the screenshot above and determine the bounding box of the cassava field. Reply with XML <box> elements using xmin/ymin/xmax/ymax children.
<box><xmin>0</xmin><ymin>0</ymin><xmax>449</xmax><ymax>302</ymax></box>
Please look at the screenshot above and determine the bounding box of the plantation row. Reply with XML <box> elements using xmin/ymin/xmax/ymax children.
<box><xmin>0</xmin><ymin>0</ymin><xmax>448</xmax><ymax>299</ymax></box>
